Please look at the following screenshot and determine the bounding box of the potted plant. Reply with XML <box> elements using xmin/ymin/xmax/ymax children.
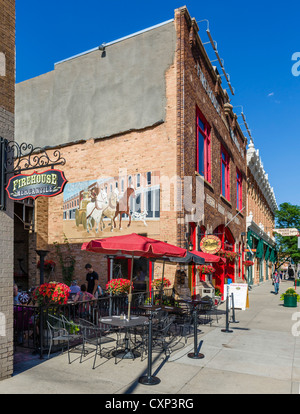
<box><xmin>280</xmin><ymin>288</ymin><xmax>300</xmax><ymax>307</ymax></box>
<box><xmin>217</xmin><ymin>249</ymin><xmax>238</xmax><ymax>262</ymax></box>
<box><xmin>243</xmin><ymin>260</ymin><xmax>254</xmax><ymax>267</ymax></box>
<box><xmin>32</xmin><ymin>282</ymin><xmax>70</xmax><ymax>306</ymax></box>
<box><xmin>197</xmin><ymin>265</ymin><xmax>216</xmax><ymax>274</ymax></box>
<box><xmin>152</xmin><ymin>277</ymin><xmax>171</xmax><ymax>290</ymax></box>
<box><xmin>105</xmin><ymin>278</ymin><xmax>132</xmax><ymax>296</ymax></box>
<box><xmin>37</xmin><ymin>260</ymin><xmax>56</xmax><ymax>282</ymax></box>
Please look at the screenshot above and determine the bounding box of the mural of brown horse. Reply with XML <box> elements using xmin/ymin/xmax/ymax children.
<box><xmin>113</xmin><ymin>187</ymin><xmax>135</xmax><ymax>230</ymax></box>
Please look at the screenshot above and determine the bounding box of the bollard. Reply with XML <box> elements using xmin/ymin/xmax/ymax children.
<box><xmin>230</xmin><ymin>293</ymin><xmax>239</xmax><ymax>323</ymax></box>
<box><xmin>139</xmin><ymin>311</ymin><xmax>161</xmax><ymax>385</ymax></box>
<box><xmin>221</xmin><ymin>286</ymin><xmax>233</xmax><ymax>333</ymax></box>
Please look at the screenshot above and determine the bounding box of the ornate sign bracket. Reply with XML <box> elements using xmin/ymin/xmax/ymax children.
<box><xmin>0</xmin><ymin>137</ymin><xmax>66</xmax><ymax>210</ymax></box>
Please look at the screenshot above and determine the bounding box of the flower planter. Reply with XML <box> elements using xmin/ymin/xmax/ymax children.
<box><xmin>283</xmin><ymin>295</ymin><xmax>298</xmax><ymax>307</ymax></box>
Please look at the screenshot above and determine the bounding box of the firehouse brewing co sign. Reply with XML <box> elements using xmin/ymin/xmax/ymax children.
<box><xmin>5</xmin><ymin>169</ymin><xmax>67</xmax><ymax>201</ymax></box>
<box><xmin>200</xmin><ymin>235</ymin><xmax>222</xmax><ymax>254</ymax></box>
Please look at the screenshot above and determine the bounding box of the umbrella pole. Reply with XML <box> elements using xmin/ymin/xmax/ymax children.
<box><xmin>160</xmin><ymin>259</ymin><xmax>165</xmax><ymax>305</ymax></box>
<box><xmin>127</xmin><ymin>253</ymin><xmax>134</xmax><ymax>320</ymax></box>
<box><xmin>109</xmin><ymin>257</ymin><xmax>114</xmax><ymax>317</ymax></box>
<box><xmin>151</xmin><ymin>260</ymin><xmax>155</xmax><ymax>305</ymax></box>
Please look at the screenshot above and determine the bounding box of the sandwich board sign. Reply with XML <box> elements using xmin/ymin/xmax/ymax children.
<box><xmin>225</xmin><ymin>283</ymin><xmax>249</xmax><ymax>310</ymax></box>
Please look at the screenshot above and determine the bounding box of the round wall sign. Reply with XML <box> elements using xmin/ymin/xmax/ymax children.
<box><xmin>200</xmin><ymin>235</ymin><xmax>222</xmax><ymax>254</ymax></box>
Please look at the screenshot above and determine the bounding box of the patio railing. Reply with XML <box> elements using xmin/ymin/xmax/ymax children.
<box><xmin>14</xmin><ymin>288</ymin><xmax>176</xmax><ymax>357</ymax></box>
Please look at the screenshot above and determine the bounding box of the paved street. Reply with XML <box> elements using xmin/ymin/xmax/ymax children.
<box><xmin>1</xmin><ymin>279</ymin><xmax>300</xmax><ymax>394</ymax></box>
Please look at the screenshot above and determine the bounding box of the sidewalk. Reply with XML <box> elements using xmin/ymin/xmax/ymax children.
<box><xmin>1</xmin><ymin>279</ymin><xmax>300</xmax><ymax>394</ymax></box>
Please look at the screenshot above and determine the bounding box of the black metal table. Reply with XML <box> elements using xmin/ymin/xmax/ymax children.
<box><xmin>178</xmin><ymin>299</ymin><xmax>205</xmax><ymax>359</ymax></box>
<box><xmin>99</xmin><ymin>315</ymin><xmax>148</xmax><ymax>360</ymax></box>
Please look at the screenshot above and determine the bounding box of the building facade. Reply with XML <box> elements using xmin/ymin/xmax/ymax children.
<box><xmin>15</xmin><ymin>7</ymin><xmax>258</xmax><ymax>299</ymax></box>
<box><xmin>177</xmin><ymin>13</ymin><xmax>247</xmax><ymax>298</ymax></box>
<box><xmin>0</xmin><ymin>0</ymin><xmax>15</xmax><ymax>380</ymax></box>
<box><xmin>246</xmin><ymin>141</ymin><xmax>277</xmax><ymax>285</ymax></box>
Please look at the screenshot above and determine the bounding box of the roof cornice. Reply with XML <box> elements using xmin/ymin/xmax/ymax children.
<box><xmin>247</xmin><ymin>141</ymin><xmax>278</xmax><ymax>213</ymax></box>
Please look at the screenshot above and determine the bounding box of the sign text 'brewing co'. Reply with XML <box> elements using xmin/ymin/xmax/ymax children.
<box><xmin>5</xmin><ymin>169</ymin><xmax>67</xmax><ymax>201</ymax></box>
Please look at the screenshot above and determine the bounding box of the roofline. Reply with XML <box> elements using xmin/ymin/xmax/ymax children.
<box><xmin>54</xmin><ymin>18</ymin><xmax>175</xmax><ymax>66</ymax></box>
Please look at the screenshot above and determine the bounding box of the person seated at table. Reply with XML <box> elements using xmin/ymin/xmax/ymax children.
<box><xmin>133</xmin><ymin>267</ymin><xmax>147</xmax><ymax>291</ymax></box>
<box><xmin>14</xmin><ymin>283</ymin><xmax>21</xmax><ymax>305</ymax></box>
<box><xmin>74</xmin><ymin>284</ymin><xmax>95</xmax><ymax>302</ymax></box>
<box><xmin>73</xmin><ymin>284</ymin><xmax>96</xmax><ymax>317</ymax></box>
<box><xmin>69</xmin><ymin>280</ymin><xmax>81</xmax><ymax>299</ymax></box>
<box><xmin>15</xmin><ymin>292</ymin><xmax>33</xmax><ymax>345</ymax></box>
<box><xmin>133</xmin><ymin>267</ymin><xmax>146</xmax><ymax>283</ymax></box>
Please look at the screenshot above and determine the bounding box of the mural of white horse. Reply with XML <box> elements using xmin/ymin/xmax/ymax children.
<box><xmin>100</xmin><ymin>188</ymin><xmax>119</xmax><ymax>232</ymax></box>
<box><xmin>86</xmin><ymin>188</ymin><xmax>108</xmax><ymax>233</ymax></box>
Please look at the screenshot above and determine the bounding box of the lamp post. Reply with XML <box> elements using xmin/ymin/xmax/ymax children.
<box><xmin>36</xmin><ymin>250</ymin><xmax>49</xmax><ymax>285</ymax></box>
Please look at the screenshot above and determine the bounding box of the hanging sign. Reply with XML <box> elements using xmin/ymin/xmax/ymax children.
<box><xmin>200</xmin><ymin>235</ymin><xmax>222</xmax><ymax>254</ymax></box>
<box><xmin>5</xmin><ymin>169</ymin><xmax>67</xmax><ymax>201</ymax></box>
<box><xmin>273</xmin><ymin>228</ymin><xmax>299</xmax><ymax>237</ymax></box>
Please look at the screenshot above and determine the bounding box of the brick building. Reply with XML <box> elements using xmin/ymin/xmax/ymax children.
<box><xmin>0</xmin><ymin>0</ymin><xmax>15</xmax><ymax>380</ymax></box>
<box><xmin>246</xmin><ymin>140</ymin><xmax>277</xmax><ymax>285</ymax></box>
<box><xmin>15</xmin><ymin>7</ymin><xmax>260</xmax><ymax>298</ymax></box>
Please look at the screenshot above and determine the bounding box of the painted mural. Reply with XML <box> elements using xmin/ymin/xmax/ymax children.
<box><xmin>63</xmin><ymin>171</ymin><xmax>160</xmax><ymax>239</ymax></box>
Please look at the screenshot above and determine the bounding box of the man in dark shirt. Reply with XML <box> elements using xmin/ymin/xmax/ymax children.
<box><xmin>85</xmin><ymin>263</ymin><xmax>99</xmax><ymax>295</ymax></box>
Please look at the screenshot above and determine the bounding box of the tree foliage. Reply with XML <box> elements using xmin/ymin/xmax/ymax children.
<box><xmin>275</xmin><ymin>203</ymin><xmax>300</xmax><ymax>265</ymax></box>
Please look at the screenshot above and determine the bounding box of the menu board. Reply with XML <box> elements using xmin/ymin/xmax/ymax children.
<box><xmin>224</xmin><ymin>283</ymin><xmax>249</xmax><ymax>310</ymax></box>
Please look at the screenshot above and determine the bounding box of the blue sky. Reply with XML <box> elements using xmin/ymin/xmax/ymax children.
<box><xmin>16</xmin><ymin>0</ymin><xmax>300</xmax><ymax>208</ymax></box>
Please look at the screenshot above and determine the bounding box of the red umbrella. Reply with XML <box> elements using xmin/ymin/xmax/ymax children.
<box><xmin>82</xmin><ymin>233</ymin><xmax>187</xmax><ymax>258</ymax></box>
<box><xmin>82</xmin><ymin>233</ymin><xmax>187</xmax><ymax>319</ymax></box>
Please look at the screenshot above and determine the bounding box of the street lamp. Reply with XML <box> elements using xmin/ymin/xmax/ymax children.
<box><xmin>36</xmin><ymin>250</ymin><xmax>49</xmax><ymax>285</ymax></box>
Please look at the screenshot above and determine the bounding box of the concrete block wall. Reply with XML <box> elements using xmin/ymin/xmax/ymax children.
<box><xmin>0</xmin><ymin>0</ymin><xmax>15</xmax><ymax>380</ymax></box>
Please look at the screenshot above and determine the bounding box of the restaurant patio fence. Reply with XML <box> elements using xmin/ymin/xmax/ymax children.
<box><xmin>14</xmin><ymin>288</ymin><xmax>176</xmax><ymax>358</ymax></box>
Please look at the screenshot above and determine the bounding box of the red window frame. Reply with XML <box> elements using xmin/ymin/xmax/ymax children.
<box><xmin>196</xmin><ymin>108</ymin><xmax>211</xmax><ymax>182</ymax></box>
<box><xmin>236</xmin><ymin>168</ymin><xmax>242</xmax><ymax>210</ymax></box>
<box><xmin>221</xmin><ymin>146</ymin><xmax>230</xmax><ymax>200</ymax></box>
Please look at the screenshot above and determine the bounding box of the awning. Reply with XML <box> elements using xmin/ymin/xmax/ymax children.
<box><xmin>269</xmin><ymin>248</ymin><xmax>277</xmax><ymax>263</ymax></box>
<box><xmin>265</xmin><ymin>246</ymin><xmax>270</xmax><ymax>261</ymax></box>
<box><xmin>255</xmin><ymin>239</ymin><xmax>264</xmax><ymax>259</ymax></box>
<box><xmin>189</xmin><ymin>250</ymin><xmax>226</xmax><ymax>264</ymax></box>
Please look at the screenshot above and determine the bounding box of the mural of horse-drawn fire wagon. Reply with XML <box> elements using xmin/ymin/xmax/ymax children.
<box><xmin>63</xmin><ymin>171</ymin><xmax>160</xmax><ymax>239</ymax></box>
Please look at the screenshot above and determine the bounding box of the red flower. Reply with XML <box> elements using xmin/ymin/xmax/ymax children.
<box><xmin>153</xmin><ymin>278</ymin><xmax>171</xmax><ymax>289</ymax></box>
<box><xmin>37</xmin><ymin>260</ymin><xmax>56</xmax><ymax>272</ymax></box>
<box><xmin>106</xmin><ymin>278</ymin><xmax>132</xmax><ymax>295</ymax></box>
<box><xmin>33</xmin><ymin>282</ymin><xmax>70</xmax><ymax>306</ymax></box>
<box><xmin>197</xmin><ymin>265</ymin><xmax>216</xmax><ymax>274</ymax></box>
<box><xmin>243</xmin><ymin>260</ymin><xmax>254</xmax><ymax>267</ymax></box>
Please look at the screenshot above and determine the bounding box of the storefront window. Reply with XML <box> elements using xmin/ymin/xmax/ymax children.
<box><xmin>196</xmin><ymin>108</ymin><xmax>211</xmax><ymax>182</ymax></box>
<box><xmin>236</xmin><ymin>169</ymin><xmax>242</xmax><ymax>210</ymax></box>
<box><xmin>221</xmin><ymin>147</ymin><xmax>230</xmax><ymax>200</ymax></box>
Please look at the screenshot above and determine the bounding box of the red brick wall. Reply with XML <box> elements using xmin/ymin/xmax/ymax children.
<box><xmin>175</xmin><ymin>7</ymin><xmax>247</xmax><ymax>247</ymax></box>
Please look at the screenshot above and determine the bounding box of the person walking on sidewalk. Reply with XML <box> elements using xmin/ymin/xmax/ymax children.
<box><xmin>273</xmin><ymin>271</ymin><xmax>280</xmax><ymax>294</ymax></box>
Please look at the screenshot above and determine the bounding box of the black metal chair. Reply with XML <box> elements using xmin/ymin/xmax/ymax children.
<box><xmin>79</xmin><ymin>318</ymin><xmax>115</xmax><ymax>369</ymax></box>
<box><xmin>46</xmin><ymin>314</ymin><xmax>81</xmax><ymax>363</ymax></box>
<box><xmin>152</xmin><ymin>315</ymin><xmax>177</xmax><ymax>357</ymax></box>
<box><xmin>174</xmin><ymin>307</ymin><xmax>193</xmax><ymax>343</ymax></box>
<box><xmin>197</xmin><ymin>297</ymin><xmax>214</xmax><ymax>325</ymax></box>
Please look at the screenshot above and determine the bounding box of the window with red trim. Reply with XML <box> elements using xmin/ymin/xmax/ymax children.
<box><xmin>236</xmin><ymin>168</ymin><xmax>242</xmax><ymax>210</ymax></box>
<box><xmin>221</xmin><ymin>146</ymin><xmax>230</xmax><ymax>200</ymax></box>
<box><xmin>196</xmin><ymin>108</ymin><xmax>211</xmax><ymax>182</ymax></box>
